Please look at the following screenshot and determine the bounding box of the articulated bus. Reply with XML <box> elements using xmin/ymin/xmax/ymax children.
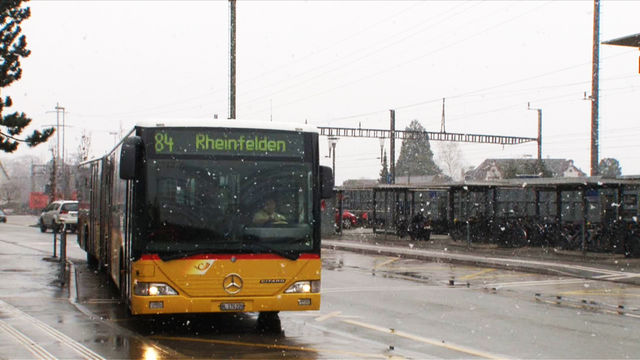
<box><xmin>77</xmin><ymin>120</ymin><xmax>333</xmax><ymax>321</ymax></box>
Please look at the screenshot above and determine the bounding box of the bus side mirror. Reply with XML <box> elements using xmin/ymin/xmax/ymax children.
<box><xmin>120</xmin><ymin>136</ymin><xmax>143</xmax><ymax>180</ymax></box>
<box><xmin>320</xmin><ymin>166</ymin><xmax>334</xmax><ymax>199</ymax></box>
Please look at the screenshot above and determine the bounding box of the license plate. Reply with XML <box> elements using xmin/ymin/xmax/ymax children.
<box><xmin>220</xmin><ymin>302</ymin><xmax>245</xmax><ymax>311</ymax></box>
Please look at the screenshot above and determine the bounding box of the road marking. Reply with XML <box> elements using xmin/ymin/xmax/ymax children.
<box><xmin>379</xmin><ymin>266</ymin><xmax>445</xmax><ymax>272</ymax></box>
<box><xmin>150</xmin><ymin>335</ymin><xmax>392</xmax><ymax>359</ymax></box>
<box><xmin>315</xmin><ymin>311</ymin><xmax>342</xmax><ymax>322</ymax></box>
<box><xmin>459</xmin><ymin>268</ymin><xmax>496</xmax><ymax>281</ymax></box>
<box><xmin>323</xmin><ymin>285</ymin><xmax>437</xmax><ymax>294</ymax></box>
<box><xmin>0</xmin><ymin>319</ymin><xmax>57</xmax><ymax>360</ymax></box>
<box><xmin>483</xmin><ymin>278</ymin><xmax>586</xmax><ymax>289</ymax></box>
<box><xmin>374</xmin><ymin>257</ymin><xmax>400</xmax><ymax>270</ymax></box>
<box><xmin>325</xmin><ymin>240</ymin><xmax>640</xmax><ymax>280</ymax></box>
<box><xmin>595</xmin><ymin>273</ymin><xmax>640</xmax><ymax>281</ymax></box>
<box><xmin>0</xmin><ymin>300</ymin><xmax>105</xmax><ymax>360</ymax></box>
<box><xmin>559</xmin><ymin>289</ymin><xmax>640</xmax><ymax>297</ymax></box>
<box><xmin>69</xmin><ymin>262</ymin><xmax>77</xmax><ymax>304</ymax></box>
<box><xmin>342</xmin><ymin>319</ymin><xmax>502</xmax><ymax>359</ymax></box>
<box><xmin>536</xmin><ymin>296</ymin><xmax>640</xmax><ymax>318</ymax></box>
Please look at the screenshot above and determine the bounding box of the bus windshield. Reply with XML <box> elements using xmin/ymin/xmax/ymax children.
<box><xmin>139</xmin><ymin>158</ymin><xmax>315</xmax><ymax>259</ymax></box>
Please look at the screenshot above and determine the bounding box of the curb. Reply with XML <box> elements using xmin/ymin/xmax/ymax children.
<box><xmin>322</xmin><ymin>240</ymin><xmax>640</xmax><ymax>286</ymax></box>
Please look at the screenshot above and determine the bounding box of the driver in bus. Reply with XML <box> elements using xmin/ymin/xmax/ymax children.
<box><xmin>252</xmin><ymin>198</ymin><xmax>287</xmax><ymax>225</ymax></box>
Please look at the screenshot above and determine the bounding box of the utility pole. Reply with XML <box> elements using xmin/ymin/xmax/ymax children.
<box><xmin>54</xmin><ymin>103</ymin><xmax>68</xmax><ymax>198</ymax></box>
<box><xmin>49</xmin><ymin>149</ymin><xmax>57</xmax><ymax>202</ymax></box>
<box><xmin>528</xmin><ymin>102</ymin><xmax>542</xmax><ymax>160</ymax></box>
<box><xmin>229</xmin><ymin>0</ymin><xmax>236</xmax><ymax>120</ymax></box>
<box><xmin>54</xmin><ymin>103</ymin><xmax>60</xmax><ymax>165</ymax></box>
<box><xmin>590</xmin><ymin>0</ymin><xmax>600</xmax><ymax>176</ymax></box>
<box><xmin>328</xmin><ymin>137</ymin><xmax>338</xmax><ymax>184</ymax></box>
<box><xmin>389</xmin><ymin>110</ymin><xmax>396</xmax><ymax>184</ymax></box>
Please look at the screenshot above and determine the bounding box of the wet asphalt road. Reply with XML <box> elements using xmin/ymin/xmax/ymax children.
<box><xmin>1</xmin><ymin>216</ymin><xmax>639</xmax><ymax>359</ymax></box>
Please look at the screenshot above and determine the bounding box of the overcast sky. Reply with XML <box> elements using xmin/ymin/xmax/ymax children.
<box><xmin>4</xmin><ymin>1</ymin><xmax>640</xmax><ymax>184</ymax></box>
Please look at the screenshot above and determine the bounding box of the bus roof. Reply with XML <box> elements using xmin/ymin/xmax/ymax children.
<box><xmin>134</xmin><ymin>119</ymin><xmax>320</xmax><ymax>134</ymax></box>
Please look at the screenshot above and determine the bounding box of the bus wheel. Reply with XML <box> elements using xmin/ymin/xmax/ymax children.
<box><xmin>119</xmin><ymin>254</ymin><xmax>132</xmax><ymax>317</ymax></box>
<box><xmin>87</xmin><ymin>253</ymin><xmax>99</xmax><ymax>270</ymax></box>
<box><xmin>257</xmin><ymin>311</ymin><xmax>281</xmax><ymax>334</ymax></box>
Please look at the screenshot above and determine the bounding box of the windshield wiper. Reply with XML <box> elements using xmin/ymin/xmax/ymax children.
<box><xmin>241</xmin><ymin>240</ymin><xmax>300</xmax><ymax>261</ymax></box>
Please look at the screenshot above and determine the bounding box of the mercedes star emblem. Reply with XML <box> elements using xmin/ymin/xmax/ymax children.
<box><xmin>223</xmin><ymin>273</ymin><xmax>243</xmax><ymax>294</ymax></box>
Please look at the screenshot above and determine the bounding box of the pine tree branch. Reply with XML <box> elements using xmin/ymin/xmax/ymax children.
<box><xmin>0</xmin><ymin>129</ymin><xmax>26</xmax><ymax>142</ymax></box>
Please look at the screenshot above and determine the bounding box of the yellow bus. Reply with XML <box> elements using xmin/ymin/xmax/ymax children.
<box><xmin>77</xmin><ymin>120</ymin><xmax>333</xmax><ymax>325</ymax></box>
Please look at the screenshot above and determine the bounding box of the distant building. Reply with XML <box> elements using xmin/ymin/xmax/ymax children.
<box><xmin>465</xmin><ymin>158</ymin><xmax>586</xmax><ymax>181</ymax></box>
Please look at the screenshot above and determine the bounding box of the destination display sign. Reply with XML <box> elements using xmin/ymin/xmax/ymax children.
<box><xmin>148</xmin><ymin>128</ymin><xmax>305</xmax><ymax>158</ymax></box>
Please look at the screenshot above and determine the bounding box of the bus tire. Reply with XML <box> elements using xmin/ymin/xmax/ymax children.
<box><xmin>257</xmin><ymin>311</ymin><xmax>281</xmax><ymax>334</ymax></box>
<box><xmin>119</xmin><ymin>250</ymin><xmax>132</xmax><ymax>316</ymax></box>
<box><xmin>87</xmin><ymin>253</ymin><xmax>99</xmax><ymax>270</ymax></box>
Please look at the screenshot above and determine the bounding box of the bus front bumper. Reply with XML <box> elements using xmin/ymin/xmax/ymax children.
<box><xmin>130</xmin><ymin>293</ymin><xmax>320</xmax><ymax>315</ymax></box>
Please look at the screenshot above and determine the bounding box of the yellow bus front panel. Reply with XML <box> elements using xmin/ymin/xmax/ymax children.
<box><xmin>129</xmin><ymin>254</ymin><xmax>321</xmax><ymax>315</ymax></box>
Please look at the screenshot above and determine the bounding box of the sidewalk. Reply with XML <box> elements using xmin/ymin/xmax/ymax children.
<box><xmin>323</xmin><ymin>228</ymin><xmax>640</xmax><ymax>286</ymax></box>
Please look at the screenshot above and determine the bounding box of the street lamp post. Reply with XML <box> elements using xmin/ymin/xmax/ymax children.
<box><xmin>328</xmin><ymin>137</ymin><xmax>338</xmax><ymax>183</ymax></box>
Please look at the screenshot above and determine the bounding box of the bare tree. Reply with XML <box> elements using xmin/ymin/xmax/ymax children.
<box><xmin>75</xmin><ymin>129</ymin><xmax>92</xmax><ymax>164</ymax></box>
<box><xmin>0</xmin><ymin>155</ymin><xmax>38</xmax><ymax>208</ymax></box>
<box><xmin>0</xmin><ymin>180</ymin><xmax>20</xmax><ymax>204</ymax></box>
<box><xmin>435</xmin><ymin>142</ymin><xmax>465</xmax><ymax>181</ymax></box>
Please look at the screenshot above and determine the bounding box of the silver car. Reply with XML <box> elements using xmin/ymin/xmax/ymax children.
<box><xmin>39</xmin><ymin>200</ymin><xmax>78</xmax><ymax>233</ymax></box>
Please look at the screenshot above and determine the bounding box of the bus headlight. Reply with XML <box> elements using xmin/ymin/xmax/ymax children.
<box><xmin>285</xmin><ymin>280</ymin><xmax>320</xmax><ymax>293</ymax></box>
<box><xmin>134</xmin><ymin>282</ymin><xmax>178</xmax><ymax>296</ymax></box>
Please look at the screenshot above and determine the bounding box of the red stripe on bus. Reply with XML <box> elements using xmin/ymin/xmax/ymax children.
<box><xmin>139</xmin><ymin>253</ymin><xmax>320</xmax><ymax>261</ymax></box>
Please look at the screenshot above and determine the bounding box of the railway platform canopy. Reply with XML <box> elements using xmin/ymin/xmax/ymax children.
<box><xmin>335</xmin><ymin>177</ymin><xmax>640</xmax><ymax>255</ymax></box>
<box><xmin>603</xmin><ymin>33</ymin><xmax>640</xmax><ymax>48</ymax></box>
<box><xmin>340</xmin><ymin>176</ymin><xmax>640</xmax><ymax>190</ymax></box>
<box><xmin>603</xmin><ymin>32</ymin><xmax>640</xmax><ymax>74</ymax></box>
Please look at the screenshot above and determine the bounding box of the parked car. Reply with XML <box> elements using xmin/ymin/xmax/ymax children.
<box><xmin>39</xmin><ymin>200</ymin><xmax>78</xmax><ymax>233</ymax></box>
<box><xmin>335</xmin><ymin>209</ymin><xmax>358</xmax><ymax>229</ymax></box>
<box><xmin>0</xmin><ymin>209</ymin><xmax>6</xmax><ymax>223</ymax></box>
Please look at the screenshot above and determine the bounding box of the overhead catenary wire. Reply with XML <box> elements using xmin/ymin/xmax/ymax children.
<box><xmin>241</xmin><ymin>2</ymin><xmax>552</xmax><ymax>119</ymax></box>
<box><xmin>325</xmin><ymin>48</ymin><xmax>636</xmax><ymax>124</ymax></box>
<box><xmin>237</xmin><ymin>1</ymin><xmax>485</xmax><ymax>109</ymax></box>
<box><xmin>69</xmin><ymin>4</ymin><xmax>457</xmax><ymax>120</ymax></box>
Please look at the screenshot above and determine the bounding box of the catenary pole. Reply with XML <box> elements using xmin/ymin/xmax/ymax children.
<box><xmin>389</xmin><ymin>110</ymin><xmax>396</xmax><ymax>184</ymax></box>
<box><xmin>229</xmin><ymin>0</ymin><xmax>236</xmax><ymax>119</ymax></box>
<box><xmin>590</xmin><ymin>0</ymin><xmax>600</xmax><ymax>176</ymax></box>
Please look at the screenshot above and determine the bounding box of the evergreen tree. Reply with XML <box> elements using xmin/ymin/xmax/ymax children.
<box><xmin>395</xmin><ymin>119</ymin><xmax>442</xmax><ymax>177</ymax></box>
<box><xmin>379</xmin><ymin>151</ymin><xmax>389</xmax><ymax>184</ymax></box>
<box><xmin>598</xmin><ymin>158</ymin><xmax>622</xmax><ymax>178</ymax></box>
<box><xmin>0</xmin><ymin>0</ymin><xmax>54</xmax><ymax>153</ymax></box>
<box><xmin>502</xmin><ymin>159</ymin><xmax>552</xmax><ymax>179</ymax></box>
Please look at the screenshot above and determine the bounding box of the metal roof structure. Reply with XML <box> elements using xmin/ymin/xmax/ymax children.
<box><xmin>338</xmin><ymin>177</ymin><xmax>640</xmax><ymax>191</ymax></box>
<box><xmin>603</xmin><ymin>33</ymin><xmax>640</xmax><ymax>48</ymax></box>
<box><xmin>318</xmin><ymin>126</ymin><xmax>537</xmax><ymax>145</ymax></box>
